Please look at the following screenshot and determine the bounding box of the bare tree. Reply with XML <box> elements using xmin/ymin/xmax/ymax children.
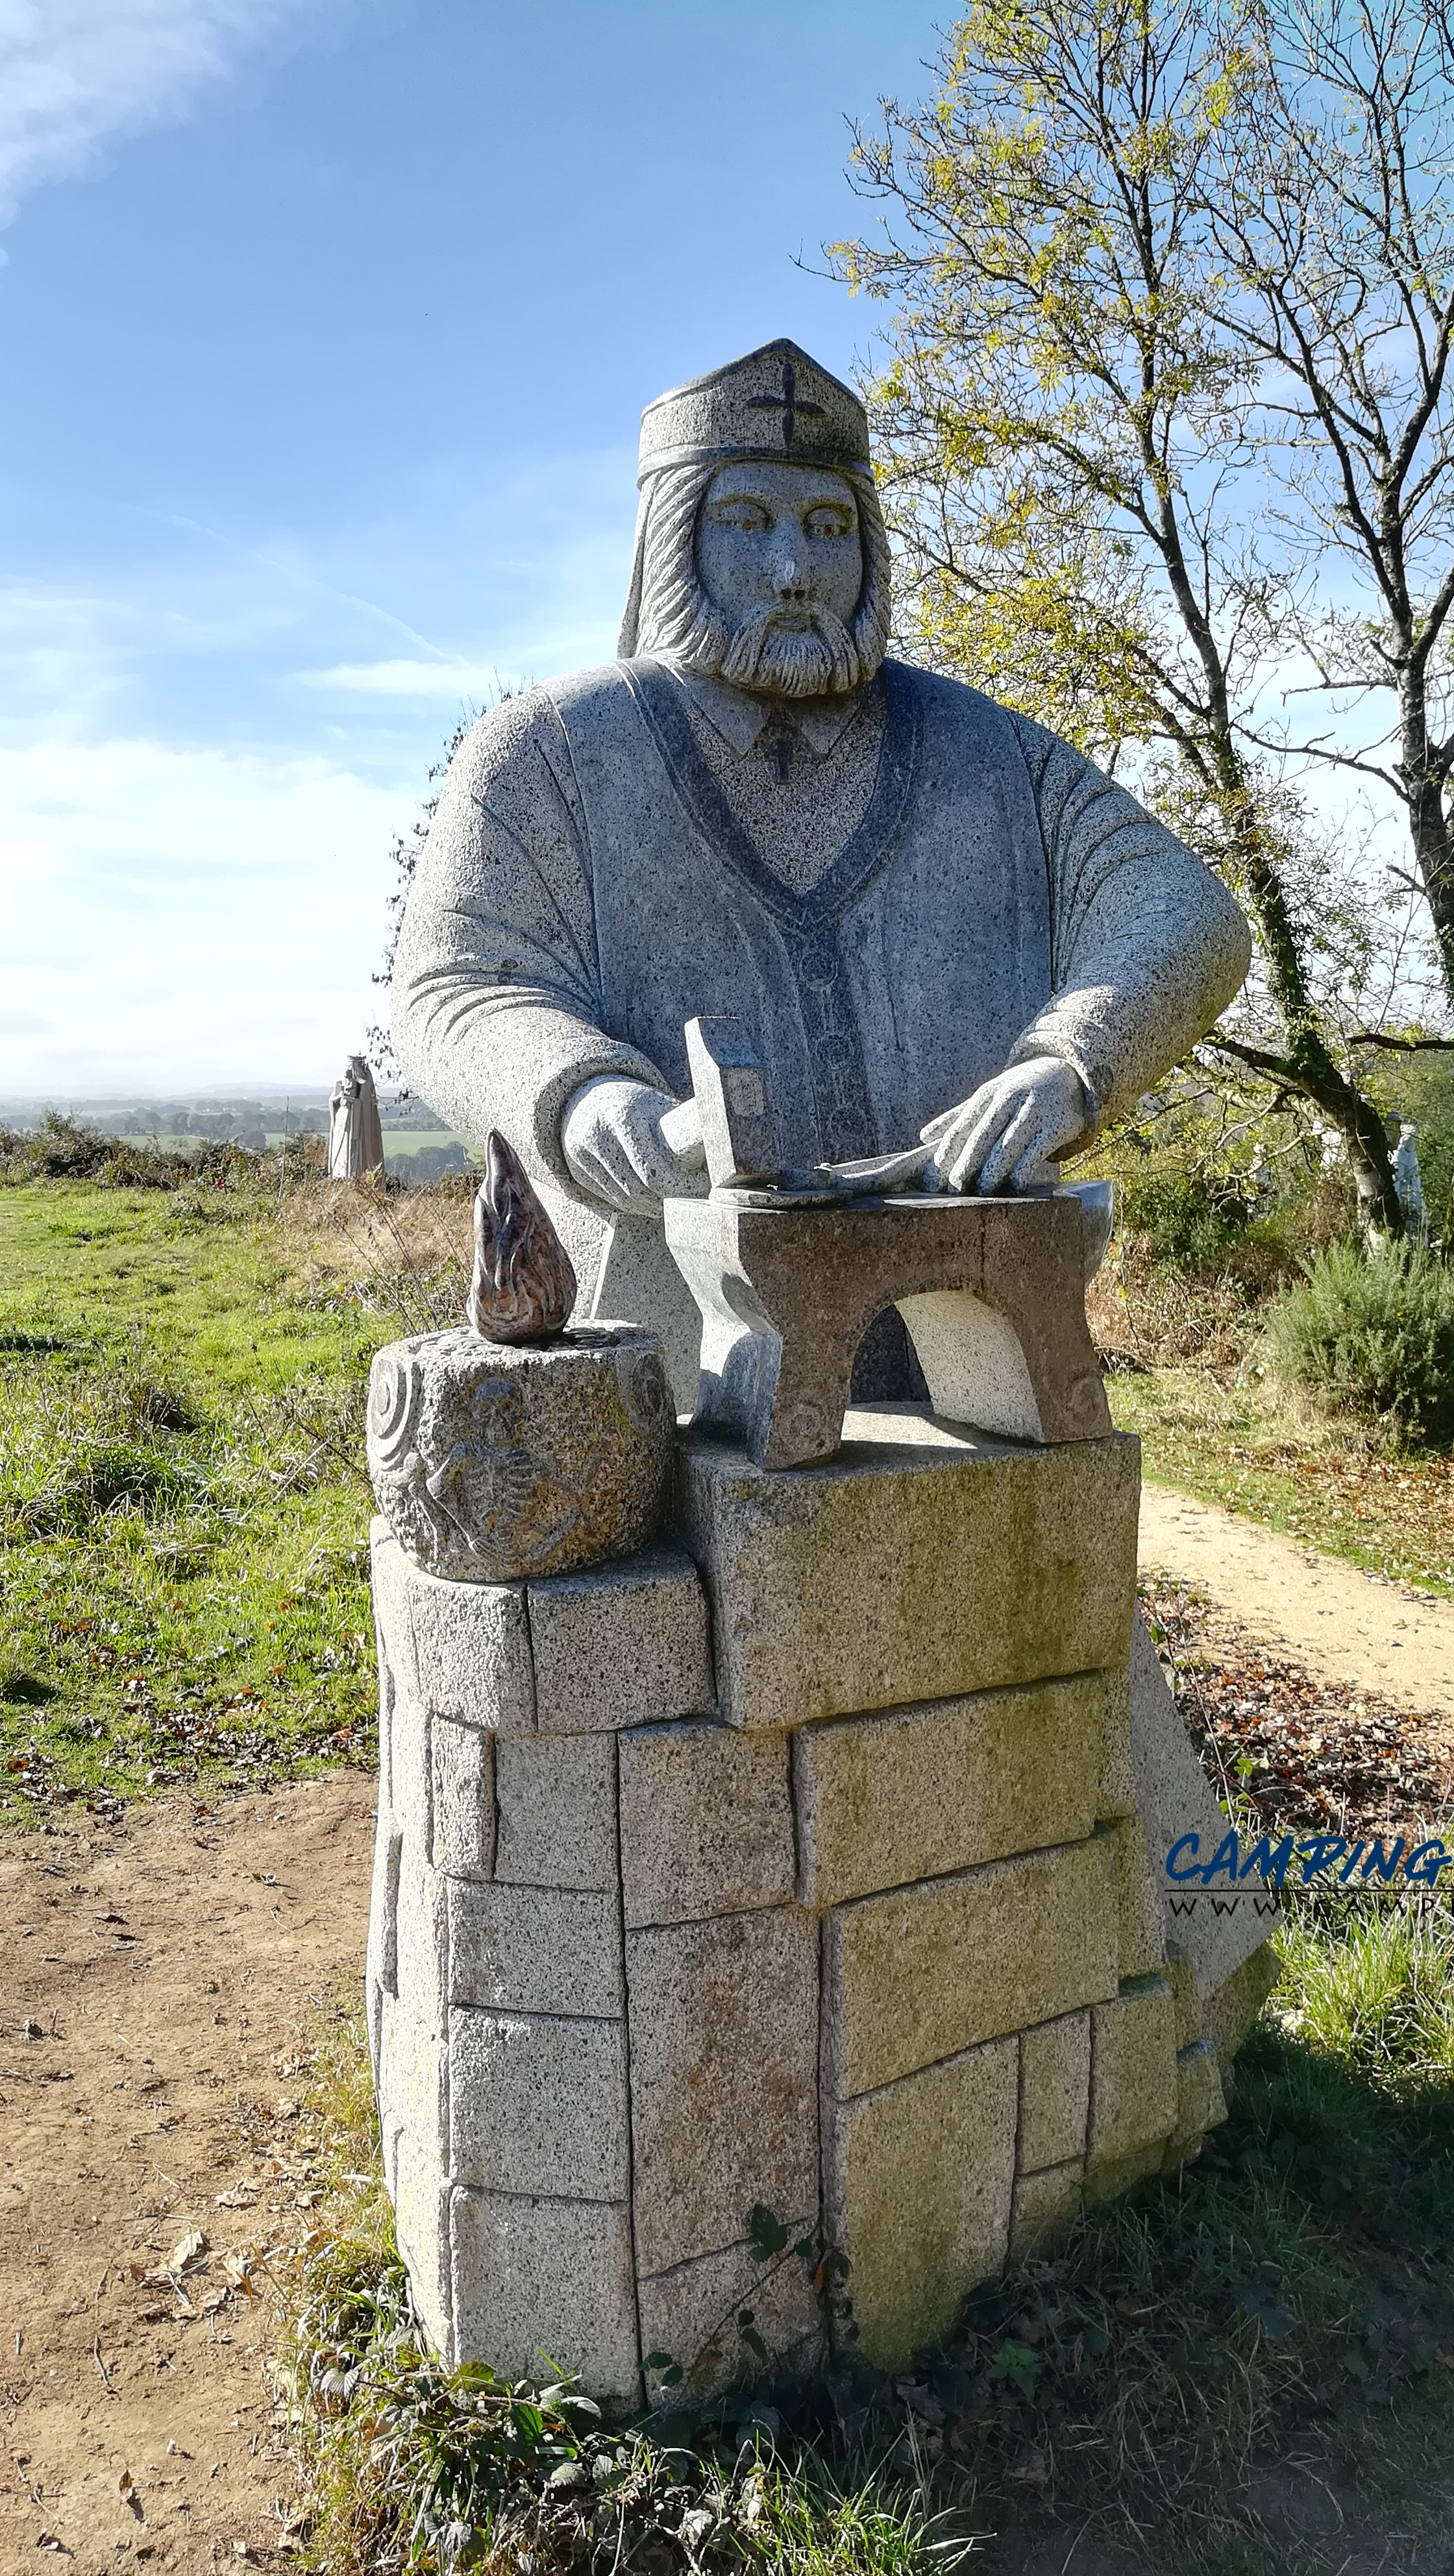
<box><xmin>830</xmin><ymin>0</ymin><xmax>1429</xmax><ymax>1224</ymax></box>
<box><xmin>1205</xmin><ymin>0</ymin><xmax>1454</xmax><ymax>1001</ymax></box>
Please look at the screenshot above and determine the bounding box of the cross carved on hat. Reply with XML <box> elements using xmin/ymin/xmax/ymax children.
<box><xmin>746</xmin><ymin>356</ymin><xmax>826</xmax><ymax>451</ymax></box>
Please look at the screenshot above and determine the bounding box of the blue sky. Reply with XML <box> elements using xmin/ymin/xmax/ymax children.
<box><xmin>0</xmin><ymin>0</ymin><xmax>946</xmax><ymax>1096</ymax></box>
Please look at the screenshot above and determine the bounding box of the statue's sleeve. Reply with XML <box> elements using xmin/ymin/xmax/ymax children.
<box><xmin>391</xmin><ymin>689</ymin><xmax>666</xmax><ymax>1187</ymax></box>
<box><xmin>1005</xmin><ymin>712</ymin><xmax>1251</xmax><ymax>1127</ymax></box>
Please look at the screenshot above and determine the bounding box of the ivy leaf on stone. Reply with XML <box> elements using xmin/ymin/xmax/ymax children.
<box><xmin>748</xmin><ymin>2204</ymin><xmax>789</xmax><ymax>2262</ymax></box>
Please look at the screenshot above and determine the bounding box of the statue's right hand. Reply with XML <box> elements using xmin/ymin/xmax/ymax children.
<box><xmin>561</xmin><ymin>1077</ymin><xmax>702</xmax><ymax>1211</ymax></box>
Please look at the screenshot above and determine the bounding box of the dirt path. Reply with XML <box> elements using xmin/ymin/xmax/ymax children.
<box><xmin>0</xmin><ymin>1773</ymin><xmax>375</xmax><ymax>2573</ymax></box>
<box><xmin>1139</xmin><ymin>1481</ymin><xmax>1454</xmax><ymax>1727</ymax></box>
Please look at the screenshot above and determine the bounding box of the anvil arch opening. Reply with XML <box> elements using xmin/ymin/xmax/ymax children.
<box><xmin>894</xmin><ymin>1289</ymin><xmax>1046</xmax><ymax>1443</ymax></box>
<box><xmin>846</xmin><ymin>1304</ymin><xmax>929</xmax><ymax>1407</ymax></box>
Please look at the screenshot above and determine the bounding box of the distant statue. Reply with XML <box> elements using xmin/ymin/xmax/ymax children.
<box><xmin>327</xmin><ymin>1054</ymin><xmax>385</xmax><ymax>1180</ymax></box>
<box><xmin>1394</xmin><ymin>1120</ymin><xmax>1427</xmax><ymax>1239</ymax></box>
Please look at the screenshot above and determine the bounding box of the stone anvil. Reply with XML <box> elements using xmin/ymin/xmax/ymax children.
<box><xmin>665</xmin><ymin>1190</ymin><xmax>1110</xmax><ymax>1470</ymax></box>
<box><xmin>663</xmin><ymin>1014</ymin><xmax>1111</xmax><ymax>1469</ymax></box>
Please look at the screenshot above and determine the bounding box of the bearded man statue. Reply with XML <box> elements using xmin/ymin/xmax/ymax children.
<box><xmin>392</xmin><ymin>341</ymin><xmax>1250</xmax><ymax>1399</ymax></box>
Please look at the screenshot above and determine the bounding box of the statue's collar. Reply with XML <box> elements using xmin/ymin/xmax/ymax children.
<box><xmin>671</xmin><ymin>665</ymin><xmax>869</xmax><ymax>759</ymax></box>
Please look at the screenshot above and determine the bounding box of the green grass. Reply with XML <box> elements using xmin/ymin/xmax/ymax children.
<box><xmin>0</xmin><ymin>1167</ymin><xmax>401</xmax><ymax>1820</ymax></box>
<box><xmin>1104</xmin><ymin>1367</ymin><xmax>1454</xmax><ymax>1598</ymax></box>
<box><xmin>284</xmin><ymin>1904</ymin><xmax>1454</xmax><ymax>2576</ymax></box>
<box><xmin>1277</xmin><ymin>1892</ymin><xmax>1454</xmax><ymax>2091</ymax></box>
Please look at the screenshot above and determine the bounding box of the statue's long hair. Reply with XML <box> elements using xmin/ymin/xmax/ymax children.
<box><xmin>619</xmin><ymin>458</ymin><xmax>893</xmax><ymax>693</ymax></box>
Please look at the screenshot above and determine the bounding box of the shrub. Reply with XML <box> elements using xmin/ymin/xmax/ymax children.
<box><xmin>1264</xmin><ymin>1238</ymin><xmax>1454</xmax><ymax>1444</ymax></box>
<box><xmin>1114</xmin><ymin>1164</ymin><xmax>1249</xmax><ymax>1271</ymax></box>
<box><xmin>0</xmin><ymin>1109</ymin><xmax>262</xmax><ymax>1190</ymax></box>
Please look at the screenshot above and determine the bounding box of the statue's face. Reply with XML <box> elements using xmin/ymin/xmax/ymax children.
<box><xmin>697</xmin><ymin>461</ymin><xmax>863</xmax><ymax>634</ymax></box>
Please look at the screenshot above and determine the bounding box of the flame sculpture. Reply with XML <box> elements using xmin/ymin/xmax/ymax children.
<box><xmin>467</xmin><ymin>1131</ymin><xmax>577</xmax><ymax>1343</ymax></box>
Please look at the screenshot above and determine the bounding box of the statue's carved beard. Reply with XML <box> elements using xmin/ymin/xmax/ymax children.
<box><xmin>627</xmin><ymin>462</ymin><xmax>893</xmax><ymax>697</ymax></box>
<box><xmin>717</xmin><ymin>601</ymin><xmax>860</xmax><ymax>699</ymax></box>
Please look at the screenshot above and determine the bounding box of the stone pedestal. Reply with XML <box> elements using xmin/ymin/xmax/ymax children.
<box><xmin>366</xmin><ymin>1402</ymin><xmax>1274</xmax><ymax>2404</ymax></box>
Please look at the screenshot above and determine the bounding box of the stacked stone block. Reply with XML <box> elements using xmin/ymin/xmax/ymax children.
<box><xmin>368</xmin><ymin>1408</ymin><xmax>1268</xmax><ymax>2405</ymax></box>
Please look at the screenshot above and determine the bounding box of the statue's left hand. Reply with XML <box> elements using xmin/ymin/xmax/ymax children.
<box><xmin>920</xmin><ymin>1056</ymin><xmax>1089</xmax><ymax>1194</ymax></box>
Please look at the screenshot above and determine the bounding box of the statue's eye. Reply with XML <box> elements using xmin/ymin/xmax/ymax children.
<box><xmin>804</xmin><ymin>507</ymin><xmax>852</xmax><ymax>538</ymax></box>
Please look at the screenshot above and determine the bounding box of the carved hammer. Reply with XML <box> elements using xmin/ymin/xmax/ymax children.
<box><xmin>678</xmin><ymin>1015</ymin><xmax>782</xmax><ymax>1192</ymax></box>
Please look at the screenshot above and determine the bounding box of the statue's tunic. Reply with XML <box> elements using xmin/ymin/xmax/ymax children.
<box><xmin>393</xmin><ymin>657</ymin><xmax>1250</xmax><ymax>1366</ymax></box>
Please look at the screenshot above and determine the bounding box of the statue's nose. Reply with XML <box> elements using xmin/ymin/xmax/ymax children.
<box><xmin>770</xmin><ymin>541</ymin><xmax>807</xmax><ymax>597</ymax></box>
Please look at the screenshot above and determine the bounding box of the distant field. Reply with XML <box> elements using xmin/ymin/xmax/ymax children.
<box><xmin>108</xmin><ymin>1128</ymin><xmax>474</xmax><ymax>1178</ymax></box>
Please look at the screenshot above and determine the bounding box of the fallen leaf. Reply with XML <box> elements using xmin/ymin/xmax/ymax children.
<box><xmin>215</xmin><ymin>2185</ymin><xmax>258</xmax><ymax>2211</ymax></box>
<box><xmin>1009</xmin><ymin>2447</ymin><xmax>1050</xmax><ymax>2487</ymax></box>
<box><xmin>169</xmin><ymin>2230</ymin><xmax>207</xmax><ymax>2271</ymax></box>
<box><xmin>1235</xmin><ymin>2282</ymin><xmax>1296</xmax><ymax>2340</ymax></box>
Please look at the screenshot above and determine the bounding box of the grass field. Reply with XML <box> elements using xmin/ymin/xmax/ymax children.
<box><xmin>1086</xmin><ymin>1234</ymin><xmax>1454</xmax><ymax>1602</ymax></box>
<box><xmin>1105</xmin><ymin>1367</ymin><xmax>1454</xmax><ymax>1600</ymax></box>
<box><xmin>0</xmin><ymin>1166</ymin><xmax>398</xmax><ymax>1822</ymax></box>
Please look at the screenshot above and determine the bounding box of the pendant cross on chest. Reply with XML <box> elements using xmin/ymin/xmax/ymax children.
<box><xmin>761</xmin><ymin>716</ymin><xmax>798</xmax><ymax>784</ymax></box>
<box><xmin>746</xmin><ymin>357</ymin><xmax>826</xmax><ymax>452</ymax></box>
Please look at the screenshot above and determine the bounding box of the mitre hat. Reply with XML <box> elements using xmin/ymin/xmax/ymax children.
<box><xmin>635</xmin><ymin>338</ymin><xmax>871</xmax><ymax>484</ymax></box>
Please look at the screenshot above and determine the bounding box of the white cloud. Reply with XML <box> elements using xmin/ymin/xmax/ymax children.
<box><xmin>0</xmin><ymin>735</ymin><xmax>412</xmax><ymax>1090</ymax></box>
<box><xmin>297</xmin><ymin>633</ymin><xmax>629</xmax><ymax>697</ymax></box>
<box><xmin>300</xmin><ymin>658</ymin><xmax>513</xmax><ymax>699</ymax></box>
<box><xmin>0</xmin><ymin>0</ymin><xmax>309</xmax><ymax>222</ymax></box>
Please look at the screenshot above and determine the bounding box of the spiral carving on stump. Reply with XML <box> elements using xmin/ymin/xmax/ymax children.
<box><xmin>467</xmin><ymin>1131</ymin><xmax>577</xmax><ymax>1343</ymax></box>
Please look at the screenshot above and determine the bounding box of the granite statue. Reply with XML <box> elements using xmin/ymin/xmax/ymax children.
<box><xmin>364</xmin><ymin>342</ymin><xmax>1274</xmax><ymax>2403</ymax></box>
<box><xmin>391</xmin><ymin>338</ymin><xmax>1251</xmax><ymax>1395</ymax></box>
<box><xmin>327</xmin><ymin>1052</ymin><xmax>385</xmax><ymax>1180</ymax></box>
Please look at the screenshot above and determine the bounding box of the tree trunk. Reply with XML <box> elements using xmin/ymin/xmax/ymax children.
<box><xmin>1215</xmin><ymin>751</ymin><xmax>1405</xmax><ymax>1235</ymax></box>
<box><xmin>1399</xmin><ymin>676</ymin><xmax>1454</xmax><ymax>1005</ymax></box>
